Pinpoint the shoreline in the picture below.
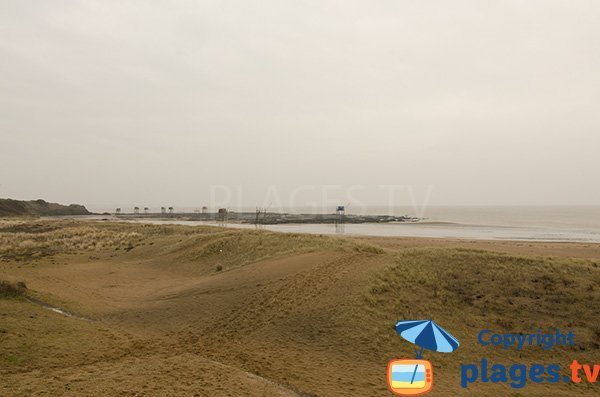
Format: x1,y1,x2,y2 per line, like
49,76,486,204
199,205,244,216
23,214,600,244
94,217,600,244
108,211,421,225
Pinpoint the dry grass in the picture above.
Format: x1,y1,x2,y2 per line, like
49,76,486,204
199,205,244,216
170,228,372,274
365,248,600,331
360,248,600,395
0,220,147,260
0,299,134,375
1,219,599,396
0,219,384,275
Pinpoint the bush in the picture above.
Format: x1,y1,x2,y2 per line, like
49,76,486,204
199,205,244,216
0,280,27,298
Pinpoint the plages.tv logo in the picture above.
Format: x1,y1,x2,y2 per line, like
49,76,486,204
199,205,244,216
387,320,460,396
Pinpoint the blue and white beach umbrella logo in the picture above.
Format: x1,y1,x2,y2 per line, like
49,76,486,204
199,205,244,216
387,320,460,396
395,320,460,357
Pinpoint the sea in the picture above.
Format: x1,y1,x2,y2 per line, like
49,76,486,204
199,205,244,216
86,205,600,243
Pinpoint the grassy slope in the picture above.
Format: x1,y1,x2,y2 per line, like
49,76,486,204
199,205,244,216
0,296,297,397
363,249,600,396
1,219,599,396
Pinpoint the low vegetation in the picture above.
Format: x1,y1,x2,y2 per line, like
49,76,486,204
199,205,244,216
366,248,600,328
1,219,598,396
0,219,383,270
360,248,600,395
0,220,146,260
0,280,27,299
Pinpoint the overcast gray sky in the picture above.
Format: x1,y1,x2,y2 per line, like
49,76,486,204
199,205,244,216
1,0,599,210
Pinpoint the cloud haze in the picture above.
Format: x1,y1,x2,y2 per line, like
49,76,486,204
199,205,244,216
1,1,599,209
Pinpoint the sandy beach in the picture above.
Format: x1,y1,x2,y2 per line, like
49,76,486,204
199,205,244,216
1,219,599,396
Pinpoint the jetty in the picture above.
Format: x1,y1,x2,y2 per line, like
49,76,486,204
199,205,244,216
114,211,419,225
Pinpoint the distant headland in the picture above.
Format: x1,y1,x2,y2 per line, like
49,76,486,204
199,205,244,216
0,198,91,217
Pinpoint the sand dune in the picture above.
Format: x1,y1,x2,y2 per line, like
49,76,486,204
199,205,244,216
1,219,599,396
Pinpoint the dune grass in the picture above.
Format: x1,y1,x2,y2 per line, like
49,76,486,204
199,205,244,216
0,298,133,375
0,219,385,274
359,248,600,395
2,219,599,396
364,248,600,347
170,228,382,274
0,220,147,260
0,220,228,260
